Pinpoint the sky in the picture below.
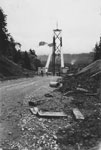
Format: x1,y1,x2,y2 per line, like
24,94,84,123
0,0,101,55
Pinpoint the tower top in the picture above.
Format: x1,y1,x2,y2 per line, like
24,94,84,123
53,28,62,32
56,21,58,29
53,22,62,32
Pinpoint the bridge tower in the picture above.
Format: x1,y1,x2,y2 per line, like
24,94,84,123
52,25,64,75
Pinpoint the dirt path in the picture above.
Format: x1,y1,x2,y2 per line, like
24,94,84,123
0,76,58,147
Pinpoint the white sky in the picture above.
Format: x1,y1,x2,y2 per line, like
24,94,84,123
0,0,101,54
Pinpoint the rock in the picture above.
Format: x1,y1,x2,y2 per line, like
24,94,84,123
49,82,60,88
53,135,57,140
28,101,36,107
22,127,24,131
37,147,42,150
8,131,12,135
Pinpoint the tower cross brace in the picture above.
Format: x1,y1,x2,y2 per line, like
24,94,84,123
52,28,64,75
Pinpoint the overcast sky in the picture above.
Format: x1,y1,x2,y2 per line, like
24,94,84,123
0,0,101,54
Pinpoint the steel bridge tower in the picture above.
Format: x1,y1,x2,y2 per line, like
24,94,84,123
52,26,64,75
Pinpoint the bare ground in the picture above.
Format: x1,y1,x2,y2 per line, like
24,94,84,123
0,76,61,150
0,75,100,150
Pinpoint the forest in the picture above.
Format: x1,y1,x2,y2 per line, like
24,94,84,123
0,7,42,79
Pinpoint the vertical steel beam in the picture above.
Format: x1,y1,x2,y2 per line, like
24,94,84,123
52,36,56,76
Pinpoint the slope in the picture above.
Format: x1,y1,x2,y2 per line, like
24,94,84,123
0,55,26,79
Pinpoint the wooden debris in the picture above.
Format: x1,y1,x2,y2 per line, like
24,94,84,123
44,93,53,97
30,107,38,115
63,88,89,96
63,91,74,96
67,73,74,76
38,110,67,117
99,81,101,100
91,71,101,77
59,83,63,88
29,99,48,107
56,77,63,83
29,98,52,107
72,108,84,120
30,107,67,117
29,101,37,106
76,87,88,93
29,100,42,106
85,93,98,96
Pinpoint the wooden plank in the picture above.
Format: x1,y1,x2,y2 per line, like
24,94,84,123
30,107,38,115
91,71,101,77
73,108,84,120
63,91,74,96
30,107,67,117
100,80,101,101
76,87,88,93
38,111,67,117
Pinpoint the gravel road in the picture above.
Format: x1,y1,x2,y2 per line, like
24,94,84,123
0,76,58,147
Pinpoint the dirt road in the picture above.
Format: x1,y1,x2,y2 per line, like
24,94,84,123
0,76,58,147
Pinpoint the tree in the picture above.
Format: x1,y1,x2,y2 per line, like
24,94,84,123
29,49,36,57
0,7,8,55
14,50,21,63
23,51,31,70
5,35,19,62
29,49,42,70
34,58,42,71
93,37,101,61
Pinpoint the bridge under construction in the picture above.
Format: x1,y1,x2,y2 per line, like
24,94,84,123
45,26,65,75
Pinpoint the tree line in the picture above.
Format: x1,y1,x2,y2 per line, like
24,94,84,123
0,7,42,71
93,37,101,61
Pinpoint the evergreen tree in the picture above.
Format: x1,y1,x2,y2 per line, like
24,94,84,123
14,50,21,63
29,49,36,57
34,58,42,71
29,49,42,70
93,37,101,61
7,36,17,60
0,7,42,72
0,7,8,55
23,51,31,70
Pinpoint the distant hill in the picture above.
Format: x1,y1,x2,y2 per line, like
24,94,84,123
0,55,30,80
38,55,48,62
63,52,93,65
38,52,94,66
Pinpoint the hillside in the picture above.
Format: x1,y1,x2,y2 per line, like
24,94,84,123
0,55,30,80
64,52,93,64
0,52,93,80
38,52,94,66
